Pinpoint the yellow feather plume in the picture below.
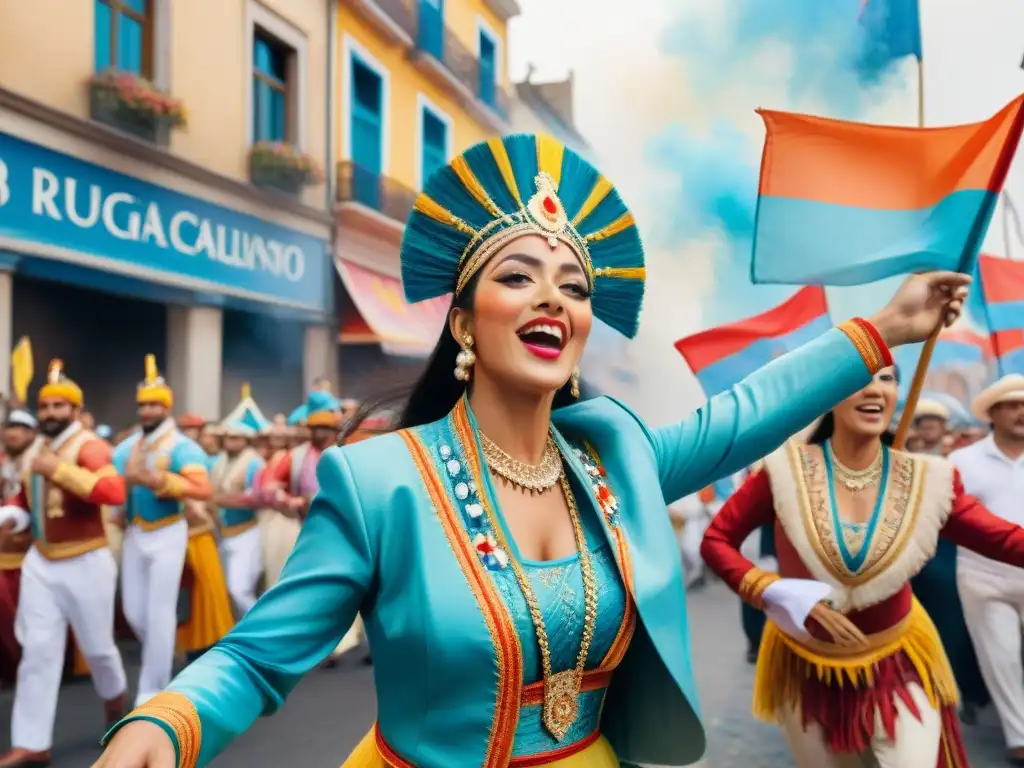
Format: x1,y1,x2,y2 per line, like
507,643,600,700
48,358,63,385
144,354,158,384
241,383,252,400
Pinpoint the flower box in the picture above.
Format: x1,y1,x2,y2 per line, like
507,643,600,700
89,69,186,146
249,142,324,196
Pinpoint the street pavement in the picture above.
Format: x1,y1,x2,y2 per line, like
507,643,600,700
0,579,1011,766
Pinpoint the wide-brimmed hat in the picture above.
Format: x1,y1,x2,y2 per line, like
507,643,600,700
914,398,950,422
971,374,1024,422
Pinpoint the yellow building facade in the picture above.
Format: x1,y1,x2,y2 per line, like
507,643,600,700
333,0,519,363
0,0,337,423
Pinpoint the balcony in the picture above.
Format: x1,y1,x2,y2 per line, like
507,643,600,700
347,0,510,132
335,161,418,247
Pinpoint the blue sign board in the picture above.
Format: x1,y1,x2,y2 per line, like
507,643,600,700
0,132,330,313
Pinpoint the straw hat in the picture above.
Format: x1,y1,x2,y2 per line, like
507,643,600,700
914,399,950,422
971,374,1024,422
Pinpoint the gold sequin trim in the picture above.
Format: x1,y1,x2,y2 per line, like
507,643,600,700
739,568,780,610
837,320,885,374
126,692,201,768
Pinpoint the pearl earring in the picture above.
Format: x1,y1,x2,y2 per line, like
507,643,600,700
454,336,476,382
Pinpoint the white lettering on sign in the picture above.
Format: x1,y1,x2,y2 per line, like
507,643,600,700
20,166,306,282
0,159,10,208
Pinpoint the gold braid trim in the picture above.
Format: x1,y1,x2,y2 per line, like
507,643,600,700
594,266,646,281
128,692,201,768
585,211,636,242
738,568,781,610
752,599,958,724
837,320,885,374
412,194,478,237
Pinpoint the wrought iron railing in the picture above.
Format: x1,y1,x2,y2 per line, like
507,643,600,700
336,161,418,223
367,0,509,117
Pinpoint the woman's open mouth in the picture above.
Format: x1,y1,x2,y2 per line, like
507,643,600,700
855,403,885,421
516,318,567,360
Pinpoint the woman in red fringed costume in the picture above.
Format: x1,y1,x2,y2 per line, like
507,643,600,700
701,364,1024,768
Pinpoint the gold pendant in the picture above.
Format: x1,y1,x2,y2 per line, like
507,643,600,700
542,669,581,741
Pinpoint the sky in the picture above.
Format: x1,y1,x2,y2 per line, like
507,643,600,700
508,0,1024,425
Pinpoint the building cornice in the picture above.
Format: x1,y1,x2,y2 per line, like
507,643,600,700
0,86,333,228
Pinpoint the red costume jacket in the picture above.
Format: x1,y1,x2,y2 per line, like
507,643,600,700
9,428,126,561
702,442,1024,643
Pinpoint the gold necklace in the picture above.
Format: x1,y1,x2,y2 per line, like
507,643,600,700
481,470,597,741
828,443,883,493
480,432,563,493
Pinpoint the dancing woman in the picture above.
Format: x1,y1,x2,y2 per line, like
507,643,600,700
96,134,965,768
701,364,1024,767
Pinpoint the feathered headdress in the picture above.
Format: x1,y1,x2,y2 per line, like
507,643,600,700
136,354,173,408
401,133,646,338
38,359,83,407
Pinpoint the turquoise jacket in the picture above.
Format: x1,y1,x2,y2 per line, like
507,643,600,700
113,422,209,527
107,327,883,767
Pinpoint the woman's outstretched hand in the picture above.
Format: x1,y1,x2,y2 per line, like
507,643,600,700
868,271,972,348
90,721,176,768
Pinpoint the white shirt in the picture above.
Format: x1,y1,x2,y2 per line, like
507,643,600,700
949,435,1024,578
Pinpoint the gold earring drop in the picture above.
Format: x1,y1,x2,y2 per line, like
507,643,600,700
454,335,476,382
570,367,580,398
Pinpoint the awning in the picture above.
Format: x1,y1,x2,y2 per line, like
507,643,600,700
335,258,449,357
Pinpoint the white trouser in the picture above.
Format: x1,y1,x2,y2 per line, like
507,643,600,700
121,520,188,707
260,512,301,588
958,562,1024,748
219,525,263,616
779,683,941,767
680,510,709,586
12,546,126,751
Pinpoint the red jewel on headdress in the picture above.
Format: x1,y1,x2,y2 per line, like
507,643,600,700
542,196,558,216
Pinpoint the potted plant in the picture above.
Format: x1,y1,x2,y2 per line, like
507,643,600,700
249,141,324,195
89,69,187,146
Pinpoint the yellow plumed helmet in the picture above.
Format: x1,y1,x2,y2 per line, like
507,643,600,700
136,354,173,408
38,358,84,407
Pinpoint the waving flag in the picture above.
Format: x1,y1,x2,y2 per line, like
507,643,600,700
858,0,922,63
995,331,1024,374
674,286,830,397
752,95,1024,286
978,254,1024,332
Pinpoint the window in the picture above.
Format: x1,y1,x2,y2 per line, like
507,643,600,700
420,105,449,187
351,56,385,208
252,31,291,143
94,0,153,76
418,0,444,60
478,30,496,106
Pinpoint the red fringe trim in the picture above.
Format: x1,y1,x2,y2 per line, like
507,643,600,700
798,650,967,766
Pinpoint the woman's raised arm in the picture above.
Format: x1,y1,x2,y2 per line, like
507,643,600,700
652,319,891,504
100,447,375,767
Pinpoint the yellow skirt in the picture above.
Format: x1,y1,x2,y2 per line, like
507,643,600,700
176,531,235,653
342,726,618,767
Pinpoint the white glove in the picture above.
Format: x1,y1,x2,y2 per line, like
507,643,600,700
762,578,833,640
0,505,31,534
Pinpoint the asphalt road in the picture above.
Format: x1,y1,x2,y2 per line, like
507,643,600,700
0,580,1011,767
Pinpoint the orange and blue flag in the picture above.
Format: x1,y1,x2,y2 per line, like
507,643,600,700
752,95,1024,286
674,286,830,397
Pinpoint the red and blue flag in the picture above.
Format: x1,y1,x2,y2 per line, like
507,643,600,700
674,286,830,397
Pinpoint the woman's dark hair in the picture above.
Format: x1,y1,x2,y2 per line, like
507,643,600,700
340,271,577,443
806,362,901,448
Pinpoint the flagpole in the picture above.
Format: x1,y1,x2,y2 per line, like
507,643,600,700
894,55,932,449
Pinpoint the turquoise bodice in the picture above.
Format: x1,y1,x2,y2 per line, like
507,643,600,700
105,327,884,768
498,499,627,756
113,425,207,526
